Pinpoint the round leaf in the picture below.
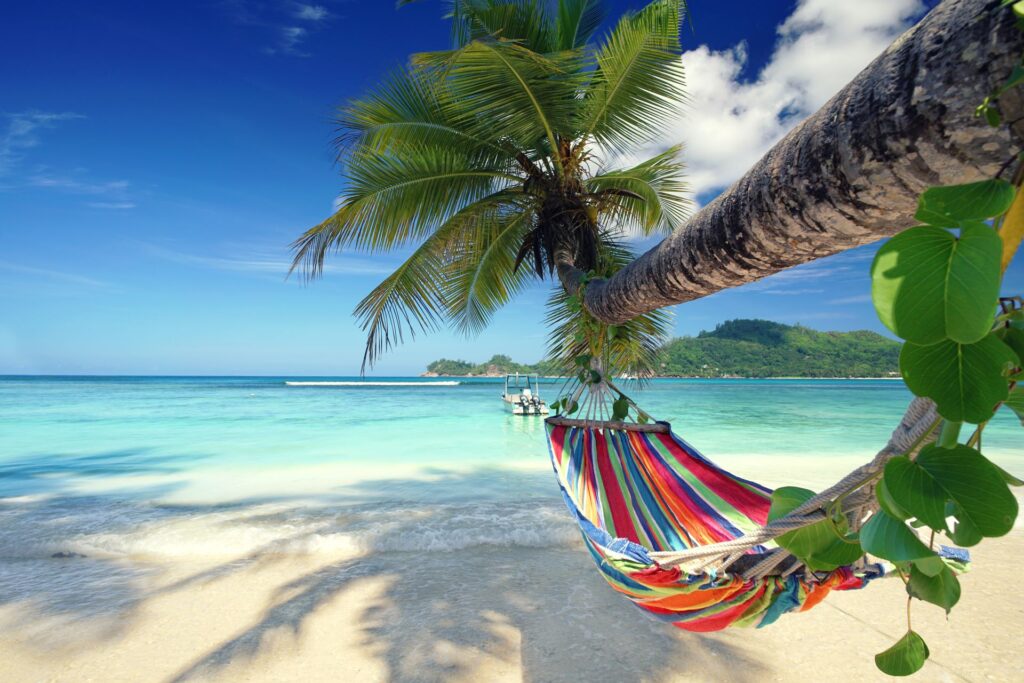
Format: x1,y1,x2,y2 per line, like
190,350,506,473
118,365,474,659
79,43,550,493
871,224,1002,344
914,445,1018,538
768,487,864,571
914,179,1016,227
900,334,1019,423
875,630,929,677
907,565,961,614
876,479,911,521
884,456,947,530
859,510,933,562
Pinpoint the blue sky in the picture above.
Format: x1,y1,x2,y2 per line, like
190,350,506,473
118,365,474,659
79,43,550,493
1,0,1019,375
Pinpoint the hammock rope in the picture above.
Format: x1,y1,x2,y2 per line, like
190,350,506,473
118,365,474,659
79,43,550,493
545,373,960,631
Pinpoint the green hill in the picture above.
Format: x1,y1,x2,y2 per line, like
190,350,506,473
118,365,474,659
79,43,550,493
424,320,901,378
657,320,900,378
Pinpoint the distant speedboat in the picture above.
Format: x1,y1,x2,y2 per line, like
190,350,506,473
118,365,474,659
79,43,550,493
500,373,549,415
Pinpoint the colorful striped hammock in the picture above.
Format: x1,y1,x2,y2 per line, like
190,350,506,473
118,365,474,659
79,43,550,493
545,418,886,631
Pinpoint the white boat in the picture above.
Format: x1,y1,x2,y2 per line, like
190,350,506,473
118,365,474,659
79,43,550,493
500,373,549,415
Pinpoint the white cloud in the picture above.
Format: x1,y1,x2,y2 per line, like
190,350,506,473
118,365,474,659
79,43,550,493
87,201,137,210
628,0,926,202
0,112,83,174
295,4,329,22
0,260,110,289
829,294,873,305
28,176,130,195
269,26,308,56
145,244,393,278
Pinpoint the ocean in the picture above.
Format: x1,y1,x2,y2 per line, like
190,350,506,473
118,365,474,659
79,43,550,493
0,375,1020,571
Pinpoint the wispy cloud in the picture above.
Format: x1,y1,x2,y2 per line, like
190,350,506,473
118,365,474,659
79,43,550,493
829,294,872,305
144,243,392,277
222,0,333,57
0,111,83,175
0,112,138,208
266,26,309,56
0,260,111,289
86,201,137,210
757,288,826,296
294,4,329,22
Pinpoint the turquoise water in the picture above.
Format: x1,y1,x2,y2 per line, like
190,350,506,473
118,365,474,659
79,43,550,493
0,376,1020,560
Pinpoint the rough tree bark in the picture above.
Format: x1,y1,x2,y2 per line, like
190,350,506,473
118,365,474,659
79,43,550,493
560,0,1024,324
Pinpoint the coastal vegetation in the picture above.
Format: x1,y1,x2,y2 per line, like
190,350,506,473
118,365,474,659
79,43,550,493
425,319,901,378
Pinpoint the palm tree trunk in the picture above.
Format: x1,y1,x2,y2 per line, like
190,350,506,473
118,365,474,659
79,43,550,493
560,0,1024,324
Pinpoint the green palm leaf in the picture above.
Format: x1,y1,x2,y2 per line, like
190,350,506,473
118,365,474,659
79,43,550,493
556,0,607,50
354,193,520,370
445,201,538,333
587,145,690,234
416,41,588,163
337,67,514,163
291,146,523,277
545,236,672,378
583,0,686,153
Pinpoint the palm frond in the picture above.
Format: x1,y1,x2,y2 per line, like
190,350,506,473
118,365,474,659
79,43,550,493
291,147,523,278
545,234,672,380
401,0,557,51
444,201,537,333
555,0,607,50
587,144,690,234
582,0,687,153
415,41,588,160
353,192,522,370
336,67,514,165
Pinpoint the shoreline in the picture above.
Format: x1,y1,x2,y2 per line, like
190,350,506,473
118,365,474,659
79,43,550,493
1,458,1020,681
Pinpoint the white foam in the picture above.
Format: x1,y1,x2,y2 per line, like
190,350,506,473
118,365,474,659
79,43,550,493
0,500,581,561
284,381,461,387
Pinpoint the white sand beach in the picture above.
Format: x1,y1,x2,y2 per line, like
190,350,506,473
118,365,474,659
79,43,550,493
1,462,1020,683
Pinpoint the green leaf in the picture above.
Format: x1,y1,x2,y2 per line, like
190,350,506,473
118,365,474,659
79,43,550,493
907,565,961,614
884,456,947,530
589,369,602,384
911,555,947,577
859,510,934,562
913,445,1018,537
900,334,1019,423
876,479,912,521
1003,387,1024,425
611,397,629,421
872,224,1003,345
1015,0,1024,18
565,400,579,415
875,630,929,677
946,502,983,547
574,354,593,367
915,179,1016,227
768,487,863,571
999,325,1024,360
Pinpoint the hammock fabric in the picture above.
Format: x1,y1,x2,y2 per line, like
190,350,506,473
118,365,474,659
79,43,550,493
545,420,885,632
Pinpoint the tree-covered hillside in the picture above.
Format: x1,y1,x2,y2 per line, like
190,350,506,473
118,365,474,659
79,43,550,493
657,320,900,377
424,320,901,378
424,354,560,377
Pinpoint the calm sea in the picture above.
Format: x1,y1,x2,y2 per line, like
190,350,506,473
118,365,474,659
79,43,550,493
0,376,1019,563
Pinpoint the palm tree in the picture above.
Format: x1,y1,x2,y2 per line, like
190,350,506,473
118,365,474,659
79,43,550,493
291,0,690,374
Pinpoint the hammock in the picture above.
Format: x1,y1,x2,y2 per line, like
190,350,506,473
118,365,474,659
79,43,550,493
544,395,967,632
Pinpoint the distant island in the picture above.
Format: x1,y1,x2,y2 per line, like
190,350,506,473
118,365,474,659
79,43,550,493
422,319,901,379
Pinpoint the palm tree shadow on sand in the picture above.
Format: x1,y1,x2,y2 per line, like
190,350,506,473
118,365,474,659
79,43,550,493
1,462,769,682
158,468,768,683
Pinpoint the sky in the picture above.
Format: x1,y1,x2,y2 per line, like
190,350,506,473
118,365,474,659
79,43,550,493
1,0,1020,376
